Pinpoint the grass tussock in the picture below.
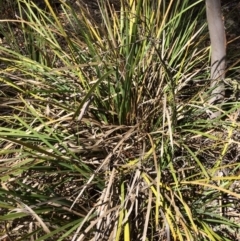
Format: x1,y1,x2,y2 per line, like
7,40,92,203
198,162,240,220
0,0,240,240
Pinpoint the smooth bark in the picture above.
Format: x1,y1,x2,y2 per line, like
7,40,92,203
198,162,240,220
206,0,226,118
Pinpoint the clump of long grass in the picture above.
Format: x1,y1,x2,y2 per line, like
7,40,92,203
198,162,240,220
0,0,240,240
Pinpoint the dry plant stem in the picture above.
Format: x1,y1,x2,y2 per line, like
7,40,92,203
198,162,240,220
206,0,226,119
70,125,138,209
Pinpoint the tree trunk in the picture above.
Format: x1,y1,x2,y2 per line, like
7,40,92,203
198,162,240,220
206,0,226,119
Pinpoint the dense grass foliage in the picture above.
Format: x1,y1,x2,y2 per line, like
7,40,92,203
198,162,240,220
0,0,239,240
